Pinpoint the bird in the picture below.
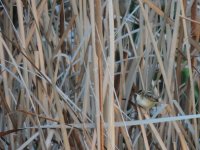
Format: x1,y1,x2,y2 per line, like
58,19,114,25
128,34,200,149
134,90,159,110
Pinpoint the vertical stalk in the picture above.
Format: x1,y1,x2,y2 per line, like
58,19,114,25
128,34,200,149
89,0,100,149
95,0,104,149
108,0,115,149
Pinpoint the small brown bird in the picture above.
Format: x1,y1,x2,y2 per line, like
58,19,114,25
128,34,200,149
134,90,159,110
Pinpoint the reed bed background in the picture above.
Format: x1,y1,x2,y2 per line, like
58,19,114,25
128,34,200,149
0,0,200,149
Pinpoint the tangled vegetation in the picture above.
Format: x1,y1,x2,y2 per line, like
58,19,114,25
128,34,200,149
0,0,200,149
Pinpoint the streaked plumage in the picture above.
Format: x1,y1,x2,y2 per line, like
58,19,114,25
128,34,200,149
135,90,159,110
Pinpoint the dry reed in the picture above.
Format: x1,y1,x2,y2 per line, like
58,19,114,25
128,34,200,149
0,0,199,149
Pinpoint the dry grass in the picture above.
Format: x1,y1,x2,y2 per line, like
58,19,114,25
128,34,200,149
0,0,200,149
